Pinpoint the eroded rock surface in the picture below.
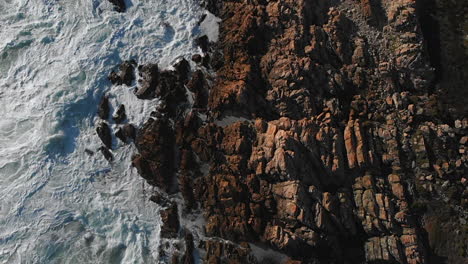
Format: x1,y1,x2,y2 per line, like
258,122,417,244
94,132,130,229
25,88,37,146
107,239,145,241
127,0,467,263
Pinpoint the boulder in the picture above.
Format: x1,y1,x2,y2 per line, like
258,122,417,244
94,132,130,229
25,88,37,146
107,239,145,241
108,0,126,13
97,95,110,120
96,122,112,149
112,104,126,124
160,203,180,238
108,60,135,85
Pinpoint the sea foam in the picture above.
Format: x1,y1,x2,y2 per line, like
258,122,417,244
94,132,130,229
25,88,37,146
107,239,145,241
0,1,212,263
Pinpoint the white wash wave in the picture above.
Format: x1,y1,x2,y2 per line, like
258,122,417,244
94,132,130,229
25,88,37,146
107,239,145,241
0,1,217,263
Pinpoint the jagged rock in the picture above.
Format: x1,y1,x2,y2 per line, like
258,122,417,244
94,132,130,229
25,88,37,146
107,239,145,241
174,58,191,83
126,0,468,263
96,122,112,149
97,95,110,120
203,240,255,264
98,146,113,162
108,60,135,85
186,70,208,108
160,202,180,238
195,35,209,52
108,0,126,13
182,231,195,264
112,104,126,124
115,123,136,143
132,117,175,192
135,64,159,99
191,54,202,63
122,124,136,141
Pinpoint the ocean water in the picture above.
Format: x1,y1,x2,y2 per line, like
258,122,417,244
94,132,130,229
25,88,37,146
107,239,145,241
0,1,210,263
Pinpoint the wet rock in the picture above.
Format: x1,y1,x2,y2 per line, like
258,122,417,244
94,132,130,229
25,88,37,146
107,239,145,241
115,124,136,143
182,231,195,264
160,202,180,238
174,58,191,83
97,95,110,120
203,240,254,264
195,35,209,52
135,64,159,99
115,124,135,143
122,124,136,141
112,104,126,124
128,0,468,263
149,192,169,206
132,117,175,192
108,0,126,13
191,54,202,63
98,146,113,162
186,70,208,108
108,60,135,85
96,122,112,149
115,128,126,143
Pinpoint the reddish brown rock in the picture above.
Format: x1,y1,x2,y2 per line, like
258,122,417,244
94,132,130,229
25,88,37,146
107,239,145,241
132,117,175,193
125,0,468,263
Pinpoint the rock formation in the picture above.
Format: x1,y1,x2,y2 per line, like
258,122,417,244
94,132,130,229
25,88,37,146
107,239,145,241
100,0,468,263
107,0,126,13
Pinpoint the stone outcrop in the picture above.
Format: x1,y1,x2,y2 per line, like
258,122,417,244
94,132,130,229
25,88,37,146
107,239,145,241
112,104,126,124
108,60,135,85
107,0,126,13
109,0,468,263
132,116,176,193
97,95,110,120
160,202,180,238
96,122,112,149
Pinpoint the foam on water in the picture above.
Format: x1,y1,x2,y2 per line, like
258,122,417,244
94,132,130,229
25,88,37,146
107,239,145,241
0,1,211,263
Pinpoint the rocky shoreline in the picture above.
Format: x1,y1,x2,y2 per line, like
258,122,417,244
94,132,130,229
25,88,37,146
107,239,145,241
98,0,467,263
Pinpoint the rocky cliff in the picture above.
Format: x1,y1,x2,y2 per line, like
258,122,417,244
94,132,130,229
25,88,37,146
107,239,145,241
99,0,468,263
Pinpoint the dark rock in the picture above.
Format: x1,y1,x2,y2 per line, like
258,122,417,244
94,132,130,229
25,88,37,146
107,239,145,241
122,124,136,141
174,58,191,83
132,117,175,192
135,64,159,99
108,0,126,13
97,95,110,120
191,54,202,63
96,122,112,149
202,55,210,68
186,70,208,108
85,149,94,156
108,60,136,85
115,123,135,144
195,35,209,52
112,104,126,124
115,128,126,143
182,231,195,264
121,125,135,141
98,146,113,162
149,192,169,206
198,14,207,25
160,203,180,238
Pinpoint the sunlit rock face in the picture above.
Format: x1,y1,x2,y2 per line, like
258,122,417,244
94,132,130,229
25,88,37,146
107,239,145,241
118,0,467,263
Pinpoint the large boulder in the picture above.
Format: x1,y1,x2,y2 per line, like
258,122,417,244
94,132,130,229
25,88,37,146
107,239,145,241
96,122,112,149
108,60,136,85
107,0,126,13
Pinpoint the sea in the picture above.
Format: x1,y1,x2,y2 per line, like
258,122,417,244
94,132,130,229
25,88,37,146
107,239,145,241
0,0,215,263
